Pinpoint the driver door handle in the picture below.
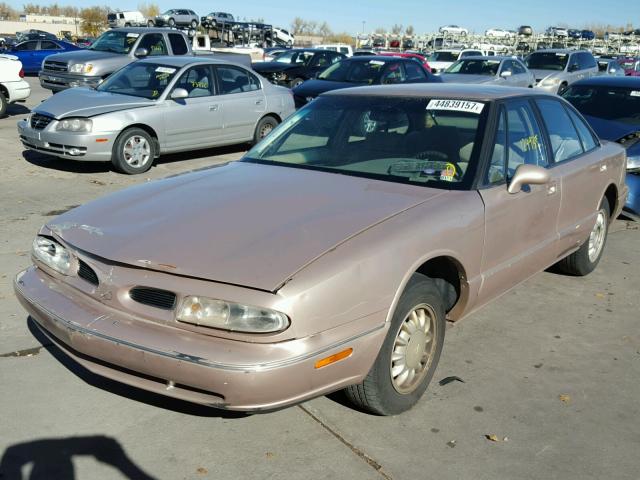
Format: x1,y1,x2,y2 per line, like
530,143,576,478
209,104,219,111
547,182,557,195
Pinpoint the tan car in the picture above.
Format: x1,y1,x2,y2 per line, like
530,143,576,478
15,84,628,415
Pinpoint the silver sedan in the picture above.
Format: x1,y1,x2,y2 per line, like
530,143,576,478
17,57,295,174
440,56,535,88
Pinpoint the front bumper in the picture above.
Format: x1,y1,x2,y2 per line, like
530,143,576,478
17,119,117,161
39,71,102,92
533,82,561,94
14,267,386,410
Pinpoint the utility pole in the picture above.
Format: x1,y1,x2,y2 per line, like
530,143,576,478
362,20,366,34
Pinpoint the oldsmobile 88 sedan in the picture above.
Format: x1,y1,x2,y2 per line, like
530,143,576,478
15,84,628,415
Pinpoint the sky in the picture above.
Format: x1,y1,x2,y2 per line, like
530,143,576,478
7,0,639,33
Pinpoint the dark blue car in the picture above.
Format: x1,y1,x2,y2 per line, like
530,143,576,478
292,56,441,109
7,39,80,74
562,76,640,217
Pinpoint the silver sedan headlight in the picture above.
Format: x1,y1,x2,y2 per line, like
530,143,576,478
540,77,560,87
69,63,94,74
177,296,289,333
627,155,640,172
32,236,72,275
56,118,92,133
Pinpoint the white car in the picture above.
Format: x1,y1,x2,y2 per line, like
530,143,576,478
485,28,513,38
315,44,353,57
273,28,295,46
439,25,469,36
428,48,484,74
0,54,30,117
107,10,148,28
546,27,569,38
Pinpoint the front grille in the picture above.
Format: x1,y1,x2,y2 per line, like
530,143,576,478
77,259,99,286
129,287,177,310
43,60,68,72
30,113,54,130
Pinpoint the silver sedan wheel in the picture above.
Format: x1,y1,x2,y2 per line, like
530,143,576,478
588,209,607,262
122,135,151,168
259,123,274,138
390,303,437,394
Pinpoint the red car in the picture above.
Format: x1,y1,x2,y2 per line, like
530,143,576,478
617,57,640,76
379,52,432,73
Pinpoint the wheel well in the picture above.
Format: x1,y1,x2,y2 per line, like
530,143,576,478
263,113,282,123
121,124,160,157
604,183,618,222
0,84,8,99
415,256,464,313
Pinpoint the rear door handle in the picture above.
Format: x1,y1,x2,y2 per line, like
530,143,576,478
600,164,607,172
209,104,219,111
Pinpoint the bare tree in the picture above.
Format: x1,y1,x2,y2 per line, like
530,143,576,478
138,2,159,18
0,2,19,20
391,24,403,35
374,26,386,34
291,17,306,35
318,21,332,39
80,5,108,36
405,25,414,36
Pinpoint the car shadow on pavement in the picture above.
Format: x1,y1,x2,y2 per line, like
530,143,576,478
27,318,248,419
21,143,247,174
0,435,156,480
5,103,30,116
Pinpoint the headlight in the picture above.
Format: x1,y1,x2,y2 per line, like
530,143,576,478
69,63,93,74
56,118,92,132
541,77,560,86
177,296,289,333
275,72,288,81
627,155,640,172
32,236,72,275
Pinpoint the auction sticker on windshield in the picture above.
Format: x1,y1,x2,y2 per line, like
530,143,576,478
630,91,640,97
427,99,484,114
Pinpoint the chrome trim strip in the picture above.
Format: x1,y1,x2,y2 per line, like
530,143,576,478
15,272,385,372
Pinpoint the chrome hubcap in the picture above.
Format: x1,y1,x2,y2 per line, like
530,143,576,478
588,209,606,262
260,123,274,138
390,304,437,394
123,135,151,168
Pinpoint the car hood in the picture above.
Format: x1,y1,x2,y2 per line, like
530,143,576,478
44,49,122,64
253,62,298,73
47,162,444,291
440,74,496,84
34,87,155,119
584,114,640,155
293,79,360,97
530,69,564,81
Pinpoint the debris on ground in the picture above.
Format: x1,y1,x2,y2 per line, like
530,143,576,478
559,394,571,404
439,376,465,386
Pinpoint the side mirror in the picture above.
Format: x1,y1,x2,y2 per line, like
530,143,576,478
500,70,512,78
507,164,550,194
134,47,149,58
170,88,189,100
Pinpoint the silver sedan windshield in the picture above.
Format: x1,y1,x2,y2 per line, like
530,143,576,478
97,63,179,99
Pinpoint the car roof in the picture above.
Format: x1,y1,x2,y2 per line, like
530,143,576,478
323,83,550,101
455,56,517,61
343,56,414,63
572,76,640,88
111,27,181,34
529,49,582,54
137,56,236,68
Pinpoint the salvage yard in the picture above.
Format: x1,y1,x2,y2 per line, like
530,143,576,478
1,77,639,480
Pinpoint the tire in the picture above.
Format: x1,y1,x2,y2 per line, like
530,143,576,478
111,128,155,174
345,273,446,415
168,18,175,27
253,116,279,144
190,20,197,28
0,92,7,118
147,20,154,27
290,77,305,88
124,22,131,27
555,197,610,276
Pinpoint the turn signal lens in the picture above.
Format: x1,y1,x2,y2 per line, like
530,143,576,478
314,348,353,369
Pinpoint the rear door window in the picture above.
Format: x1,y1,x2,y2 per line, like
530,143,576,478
40,41,60,50
216,65,261,94
16,41,37,51
404,61,427,80
174,65,214,97
505,99,549,172
535,98,584,162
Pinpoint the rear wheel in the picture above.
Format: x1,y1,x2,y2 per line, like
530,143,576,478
147,20,154,27
111,128,155,174
555,197,610,276
345,273,446,415
0,92,7,118
124,22,131,27
190,20,197,28
253,116,279,144
558,82,569,95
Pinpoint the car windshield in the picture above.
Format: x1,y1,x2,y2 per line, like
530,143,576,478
97,62,179,99
429,51,459,62
244,95,487,189
89,31,138,54
318,59,388,83
562,85,640,126
274,50,314,65
525,52,568,71
161,10,173,15
445,59,501,75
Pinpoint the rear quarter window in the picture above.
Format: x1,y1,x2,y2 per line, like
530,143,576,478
168,33,188,55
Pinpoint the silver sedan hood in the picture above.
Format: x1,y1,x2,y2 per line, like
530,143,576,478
440,74,496,84
34,88,155,119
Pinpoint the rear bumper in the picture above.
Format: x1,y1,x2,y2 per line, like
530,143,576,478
4,79,31,103
39,71,102,91
17,118,117,161
14,267,386,410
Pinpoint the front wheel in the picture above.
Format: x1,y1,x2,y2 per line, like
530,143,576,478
0,93,7,117
555,197,610,276
557,82,569,95
111,128,155,174
168,18,176,27
147,20,154,27
190,20,197,28
344,273,446,415
253,116,279,144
